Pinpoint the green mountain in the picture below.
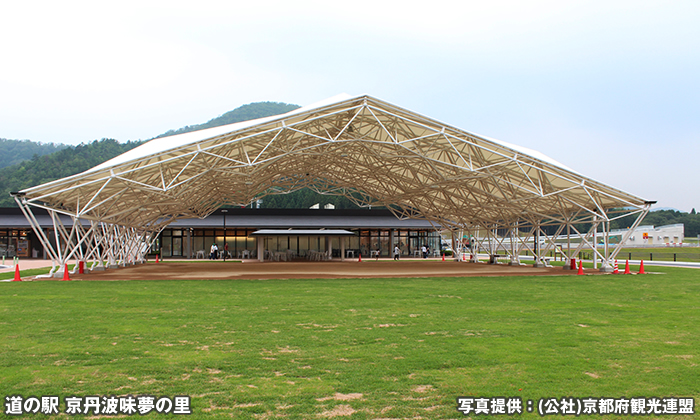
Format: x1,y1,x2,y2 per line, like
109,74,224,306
0,101,301,207
155,102,300,138
0,138,68,169
261,189,363,210
0,139,144,207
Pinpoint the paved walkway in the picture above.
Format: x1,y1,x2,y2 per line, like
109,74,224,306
0,259,54,273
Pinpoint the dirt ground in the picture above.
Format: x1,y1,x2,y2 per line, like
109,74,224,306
66,260,577,281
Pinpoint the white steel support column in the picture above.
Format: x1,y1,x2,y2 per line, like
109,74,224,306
450,229,462,261
14,195,60,275
533,222,545,268
593,216,597,270
598,219,613,272
608,205,651,262
564,220,572,270
509,222,521,266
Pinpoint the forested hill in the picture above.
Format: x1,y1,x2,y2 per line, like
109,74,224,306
155,102,300,138
0,101,301,207
0,139,144,207
637,209,700,238
0,138,68,169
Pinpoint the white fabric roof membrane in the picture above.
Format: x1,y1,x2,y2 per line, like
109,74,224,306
20,93,648,232
90,93,576,176
89,93,356,173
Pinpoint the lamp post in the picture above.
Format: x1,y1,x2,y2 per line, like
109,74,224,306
222,209,228,262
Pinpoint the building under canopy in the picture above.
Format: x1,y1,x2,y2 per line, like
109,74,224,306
12,94,653,274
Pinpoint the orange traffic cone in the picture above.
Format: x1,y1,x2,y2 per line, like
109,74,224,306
13,264,21,281
624,260,631,274
358,253,362,262
577,260,584,275
613,260,619,274
62,264,70,281
462,253,466,261
155,255,159,263
639,260,645,274
442,253,445,262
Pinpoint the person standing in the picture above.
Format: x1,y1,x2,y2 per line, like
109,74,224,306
210,243,218,260
421,245,427,259
394,245,400,261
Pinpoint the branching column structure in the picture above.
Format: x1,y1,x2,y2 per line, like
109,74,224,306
14,194,159,277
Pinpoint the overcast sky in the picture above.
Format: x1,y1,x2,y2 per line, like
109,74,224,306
1,0,698,211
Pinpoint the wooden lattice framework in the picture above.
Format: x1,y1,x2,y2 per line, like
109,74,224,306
13,94,652,274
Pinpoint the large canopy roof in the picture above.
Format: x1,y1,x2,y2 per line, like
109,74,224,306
19,94,648,231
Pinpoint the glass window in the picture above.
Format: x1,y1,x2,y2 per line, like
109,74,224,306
193,237,204,254
359,235,371,257
348,235,359,252
235,236,247,254
380,235,390,256
295,236,306,256
161,237,172,257
172,237,182,256
246,237,255,252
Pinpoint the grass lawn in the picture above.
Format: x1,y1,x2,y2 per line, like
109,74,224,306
1,268,698,419
616,247,700,263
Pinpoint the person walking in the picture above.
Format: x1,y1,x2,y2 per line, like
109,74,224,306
394,245,400,261
210,243,218,260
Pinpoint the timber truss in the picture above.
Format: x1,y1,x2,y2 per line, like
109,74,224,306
15,94,652,273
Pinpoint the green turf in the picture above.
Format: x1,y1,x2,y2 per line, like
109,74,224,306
1,268,698,419
615,247,700,263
